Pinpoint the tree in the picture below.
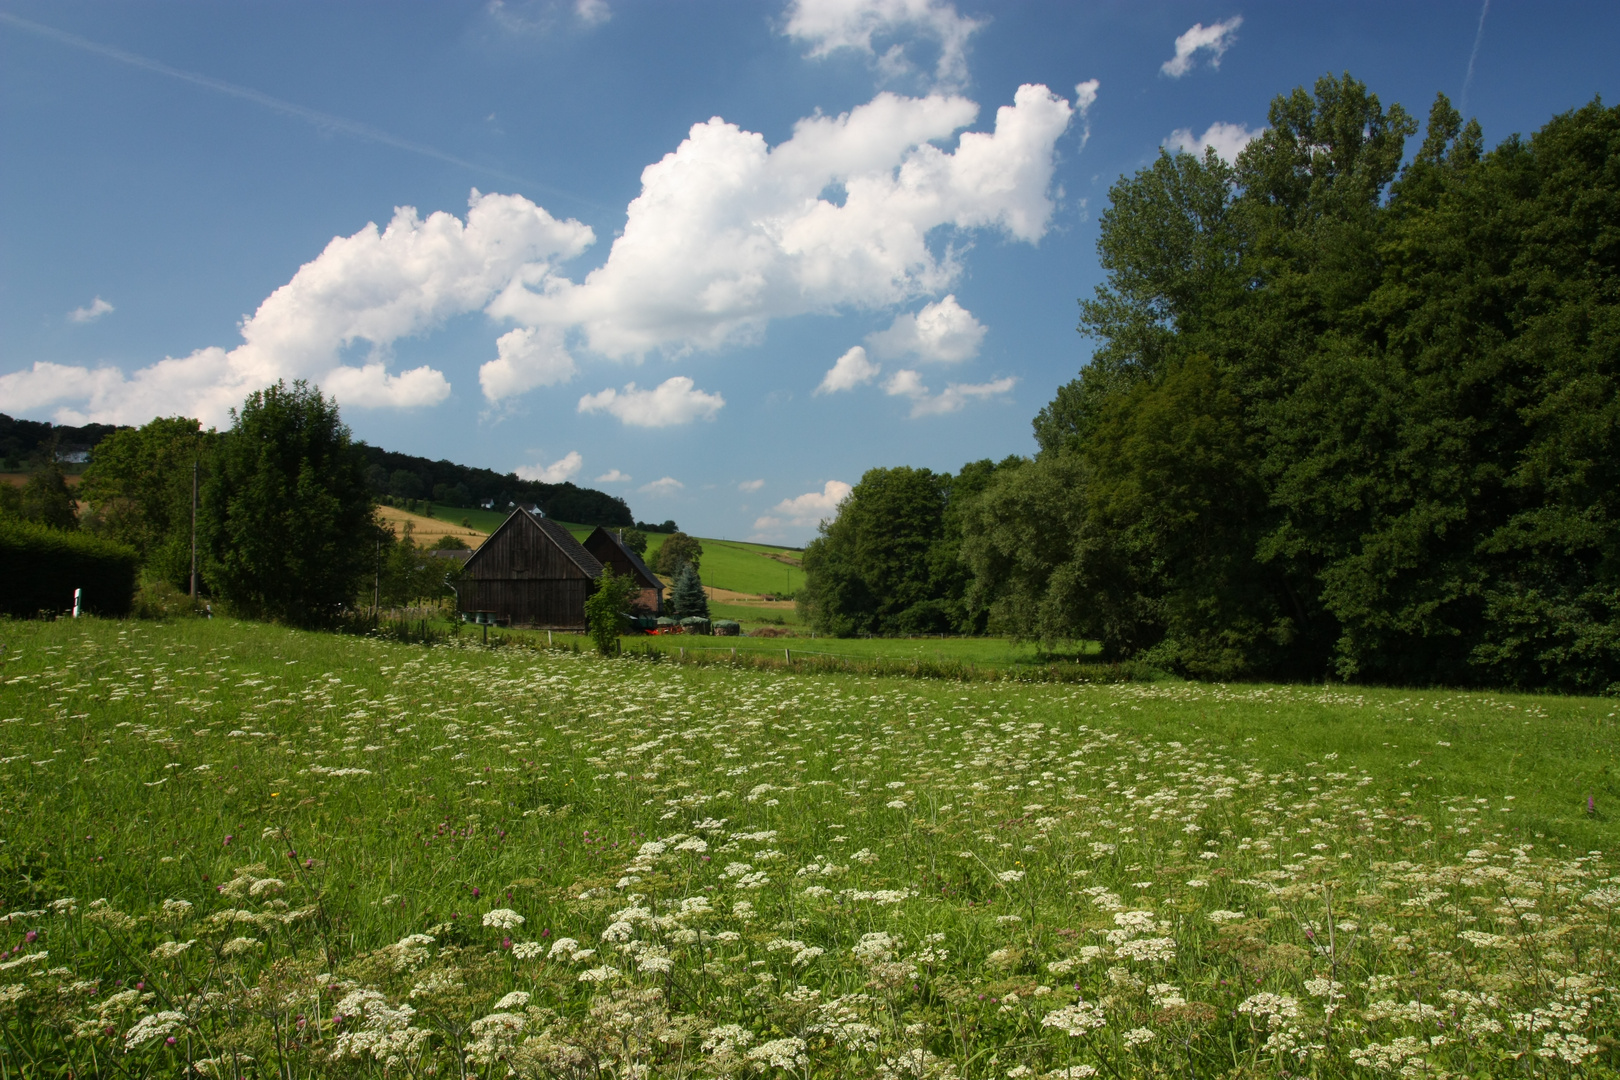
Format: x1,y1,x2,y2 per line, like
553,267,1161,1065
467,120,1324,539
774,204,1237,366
654,531,703,575
16,459,79,531
799,466,945,636
979,74,1620,690
586,569,636,654
201,381,376,626
621,529,648,558
79,416,210,588
670,562,709,619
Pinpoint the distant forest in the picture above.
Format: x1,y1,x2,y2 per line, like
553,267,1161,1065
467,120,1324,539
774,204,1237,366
355,445,631,526
0,413,633,527
0,415,118,468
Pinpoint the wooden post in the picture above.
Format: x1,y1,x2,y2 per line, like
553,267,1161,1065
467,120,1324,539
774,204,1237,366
784,648,791,662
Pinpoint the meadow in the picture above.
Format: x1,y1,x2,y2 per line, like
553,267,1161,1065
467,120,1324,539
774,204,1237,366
1,617,1617,1079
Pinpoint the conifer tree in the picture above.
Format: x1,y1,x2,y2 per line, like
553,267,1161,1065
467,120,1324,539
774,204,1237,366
671,562,709,619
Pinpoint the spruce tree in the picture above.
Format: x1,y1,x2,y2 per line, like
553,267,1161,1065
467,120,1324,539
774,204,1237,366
672,562,709,619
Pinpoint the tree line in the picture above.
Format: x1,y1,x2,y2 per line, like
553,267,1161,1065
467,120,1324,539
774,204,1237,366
801,74,1620,694
4,384,471,623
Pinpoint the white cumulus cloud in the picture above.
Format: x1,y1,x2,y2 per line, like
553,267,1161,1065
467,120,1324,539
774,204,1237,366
639,476,684,495
68,296,114,323
866,293,984,363
1166,121,1262,163
577,376,725,427
595,469,631,483
783,0,986,89
489,83,1074,362
8,84,1080,424
753,479,852,531
479,326,578,401
515,450,583,483
12,189,591,425
738,478,766,492
883,367,1014,416
1161,17,1242,78
816,345,882,394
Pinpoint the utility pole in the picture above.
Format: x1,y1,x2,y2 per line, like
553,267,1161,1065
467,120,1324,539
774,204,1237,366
189,458,199,598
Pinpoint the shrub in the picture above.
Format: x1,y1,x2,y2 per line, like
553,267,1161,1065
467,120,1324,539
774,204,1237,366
131,577,204,620
0,518,137,617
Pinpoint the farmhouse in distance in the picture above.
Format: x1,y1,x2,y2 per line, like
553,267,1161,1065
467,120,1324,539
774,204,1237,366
455,509,604,630
454,510,664,629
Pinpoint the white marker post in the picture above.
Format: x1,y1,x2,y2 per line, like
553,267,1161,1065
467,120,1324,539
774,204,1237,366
72,588,82,618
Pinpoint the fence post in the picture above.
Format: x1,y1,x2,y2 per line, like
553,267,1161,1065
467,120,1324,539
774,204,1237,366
679,647,685,661
72,589,82,618
548,630,553,646
731,647,737,660
785,648,791,662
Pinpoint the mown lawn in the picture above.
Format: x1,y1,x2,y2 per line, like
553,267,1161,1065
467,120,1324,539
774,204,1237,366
1,617,1616,1078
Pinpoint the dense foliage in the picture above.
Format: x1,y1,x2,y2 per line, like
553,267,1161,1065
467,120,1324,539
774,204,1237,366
0,413,119,471
797,460,1016,637
653,531,704,575
804,74,1619,691
79,417,212,590
0,517,137,617
201,381,377,626
0,460,80,532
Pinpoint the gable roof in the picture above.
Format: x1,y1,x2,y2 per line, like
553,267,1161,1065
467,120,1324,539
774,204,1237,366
465,508,603,578
584,527,662,591
529,511,603,577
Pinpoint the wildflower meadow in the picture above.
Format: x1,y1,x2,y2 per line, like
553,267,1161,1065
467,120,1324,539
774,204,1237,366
1,617,1616,1078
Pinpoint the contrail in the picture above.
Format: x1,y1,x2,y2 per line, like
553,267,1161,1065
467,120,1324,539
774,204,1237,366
0,10,605,211
1460,0,1490,116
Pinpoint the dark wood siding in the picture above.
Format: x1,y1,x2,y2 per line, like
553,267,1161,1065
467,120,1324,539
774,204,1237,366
460,512,599,628
459,578,592,628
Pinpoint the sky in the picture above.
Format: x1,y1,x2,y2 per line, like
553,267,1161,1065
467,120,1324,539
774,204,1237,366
2,1,1617,543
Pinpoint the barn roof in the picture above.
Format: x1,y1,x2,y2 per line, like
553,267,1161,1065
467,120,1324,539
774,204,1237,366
528,512,603,577
584,527,662,590
465,508,603,578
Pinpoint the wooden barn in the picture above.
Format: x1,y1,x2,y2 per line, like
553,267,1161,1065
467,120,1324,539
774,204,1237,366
454,509,603,629
582,527,664,614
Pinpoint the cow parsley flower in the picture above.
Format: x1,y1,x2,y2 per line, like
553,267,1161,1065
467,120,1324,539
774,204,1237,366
481,908,524,930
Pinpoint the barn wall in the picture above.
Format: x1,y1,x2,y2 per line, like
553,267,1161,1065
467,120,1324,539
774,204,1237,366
460,578,591,628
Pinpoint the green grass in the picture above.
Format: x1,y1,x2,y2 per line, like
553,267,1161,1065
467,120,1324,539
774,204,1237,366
704,600,804,628
2,617,1617,1078
624,633,1093,668
645,535,805,596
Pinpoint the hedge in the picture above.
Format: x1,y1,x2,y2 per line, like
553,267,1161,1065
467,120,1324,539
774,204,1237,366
0,518,138,618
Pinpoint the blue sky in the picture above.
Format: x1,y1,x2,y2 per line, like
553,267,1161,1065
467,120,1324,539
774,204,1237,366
2,1,1616,542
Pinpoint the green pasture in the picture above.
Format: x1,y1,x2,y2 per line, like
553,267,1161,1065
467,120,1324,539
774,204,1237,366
623,633,1092,669
1,617,1616,1078
704,600,803,627
644,535,805,596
